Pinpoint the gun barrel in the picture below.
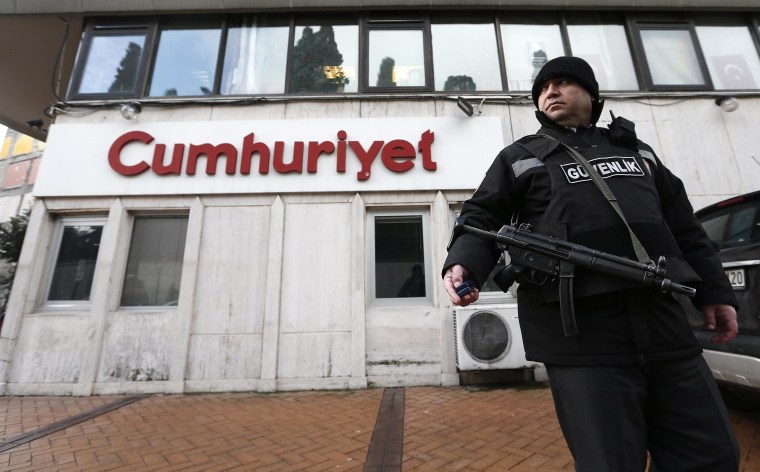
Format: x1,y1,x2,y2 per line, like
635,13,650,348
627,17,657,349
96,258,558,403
458,221,696,298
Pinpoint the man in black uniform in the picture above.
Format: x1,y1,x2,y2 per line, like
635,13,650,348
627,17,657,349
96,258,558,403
443,56,740,471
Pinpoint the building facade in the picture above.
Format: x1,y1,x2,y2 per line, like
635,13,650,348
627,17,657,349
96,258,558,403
0,1,759,395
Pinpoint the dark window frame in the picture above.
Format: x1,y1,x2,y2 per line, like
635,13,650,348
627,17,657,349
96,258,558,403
68,18,158,100
629,18,713,91
67,11,760,101
361,16,433,93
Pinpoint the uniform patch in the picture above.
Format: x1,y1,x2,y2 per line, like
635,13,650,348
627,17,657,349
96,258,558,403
560,156,644,184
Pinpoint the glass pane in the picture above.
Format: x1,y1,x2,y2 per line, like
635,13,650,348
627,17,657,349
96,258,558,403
375,216,426,298
149,26,221,97
221,17,289,95
368,29,425,87
640,29,705,86
48,225,103,301
77,34,147,94
290,24,358,93
567,24,638,90
501,23,564,91
697,26,760,89
121,216,188,306
432,23,502,91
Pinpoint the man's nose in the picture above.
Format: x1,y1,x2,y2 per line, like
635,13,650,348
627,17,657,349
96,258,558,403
546,82,560,96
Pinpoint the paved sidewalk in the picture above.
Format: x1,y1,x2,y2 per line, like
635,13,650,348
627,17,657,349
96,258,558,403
0,384,757,471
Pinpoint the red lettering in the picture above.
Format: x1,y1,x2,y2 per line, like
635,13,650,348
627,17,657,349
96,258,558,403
382,140,415,173
108,131,152,176
336,130,347,173
306,141,336,173
186,143,238,175
349,141,383,181
152,144,183,175
273,141,303,173
240,133,270,175
419,130,436,171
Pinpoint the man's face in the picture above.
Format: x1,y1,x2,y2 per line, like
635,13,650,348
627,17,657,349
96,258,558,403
537,77,594,127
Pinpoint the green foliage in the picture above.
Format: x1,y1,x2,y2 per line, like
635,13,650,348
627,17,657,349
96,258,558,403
0,208,30,320
290,26,349,93
109,42,143,93
443,75,477,92
377,57,396,87
0,210,29,263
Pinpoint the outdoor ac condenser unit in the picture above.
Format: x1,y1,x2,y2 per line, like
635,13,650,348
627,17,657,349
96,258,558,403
454,303,530,370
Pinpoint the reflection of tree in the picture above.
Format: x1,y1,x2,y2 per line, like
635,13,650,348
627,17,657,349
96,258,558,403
163,88,178,96
290,26,349,93
531,49,548,80
108,42,142,93
444,75,477,91
377,57,395,87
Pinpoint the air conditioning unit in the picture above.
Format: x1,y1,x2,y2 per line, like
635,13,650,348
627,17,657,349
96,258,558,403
454,303,531,370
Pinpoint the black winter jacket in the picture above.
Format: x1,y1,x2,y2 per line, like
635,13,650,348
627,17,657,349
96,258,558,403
443,115,737,365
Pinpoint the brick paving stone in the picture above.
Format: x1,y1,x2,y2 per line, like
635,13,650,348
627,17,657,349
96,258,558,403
0,385,756,471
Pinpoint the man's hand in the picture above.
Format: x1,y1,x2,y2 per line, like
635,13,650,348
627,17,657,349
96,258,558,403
443,264,479,307
703,304,738,344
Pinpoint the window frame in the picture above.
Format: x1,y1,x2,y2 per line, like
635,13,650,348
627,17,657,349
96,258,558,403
118,213,189,309
144,16,226,98
629,18,713,91
366,208,433,306
68,19,158,100
361,16,434,93
39,215,108,310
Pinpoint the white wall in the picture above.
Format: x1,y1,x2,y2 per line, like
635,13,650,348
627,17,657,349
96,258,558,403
0,96,756,395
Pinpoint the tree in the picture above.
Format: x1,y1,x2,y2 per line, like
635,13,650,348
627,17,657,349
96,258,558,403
377,57,396,87
290,26,349,93
109,42,142,93
0,208,30,322
443,75,477,92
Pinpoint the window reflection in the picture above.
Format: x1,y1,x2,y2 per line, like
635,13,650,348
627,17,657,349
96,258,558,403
501,23,564,90
432,24,502,91
121,216,188,307
567,23,638,90
290,24,358,93
221,16,289,95
48,225,103,301
697,26,760,90
640,29,706,86
78,34,146,95
368,29,425,87
375,216,426,298
149,26,221,97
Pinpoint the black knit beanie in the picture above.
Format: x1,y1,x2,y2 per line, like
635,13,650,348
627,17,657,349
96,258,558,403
531,56,600,108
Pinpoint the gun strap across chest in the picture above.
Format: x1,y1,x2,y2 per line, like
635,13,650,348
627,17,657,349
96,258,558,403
535,133,653,265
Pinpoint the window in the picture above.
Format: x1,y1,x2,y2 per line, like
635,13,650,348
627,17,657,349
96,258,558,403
221,16,290,95
365,20,430,90
634,22,710,89
121,216,188,307
696,22,760,90
566,19,639,90
68,23,154,99
68,12,760,98
369,212,431,301
500,18,565,91
431,22,502,92
148,20,223,97
43,217,106,307
289,20,359,93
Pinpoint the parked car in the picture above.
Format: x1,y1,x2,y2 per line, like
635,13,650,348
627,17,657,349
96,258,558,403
682,190,760,409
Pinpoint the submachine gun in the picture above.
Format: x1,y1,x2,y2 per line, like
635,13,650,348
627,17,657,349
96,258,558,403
451,218,696,336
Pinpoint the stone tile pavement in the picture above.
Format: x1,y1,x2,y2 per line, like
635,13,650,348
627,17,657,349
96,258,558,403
0,384,758,471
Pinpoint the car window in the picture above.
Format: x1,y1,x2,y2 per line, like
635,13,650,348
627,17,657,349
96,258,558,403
699,199,760,249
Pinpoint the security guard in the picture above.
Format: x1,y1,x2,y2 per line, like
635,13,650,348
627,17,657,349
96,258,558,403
443,56,740,471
